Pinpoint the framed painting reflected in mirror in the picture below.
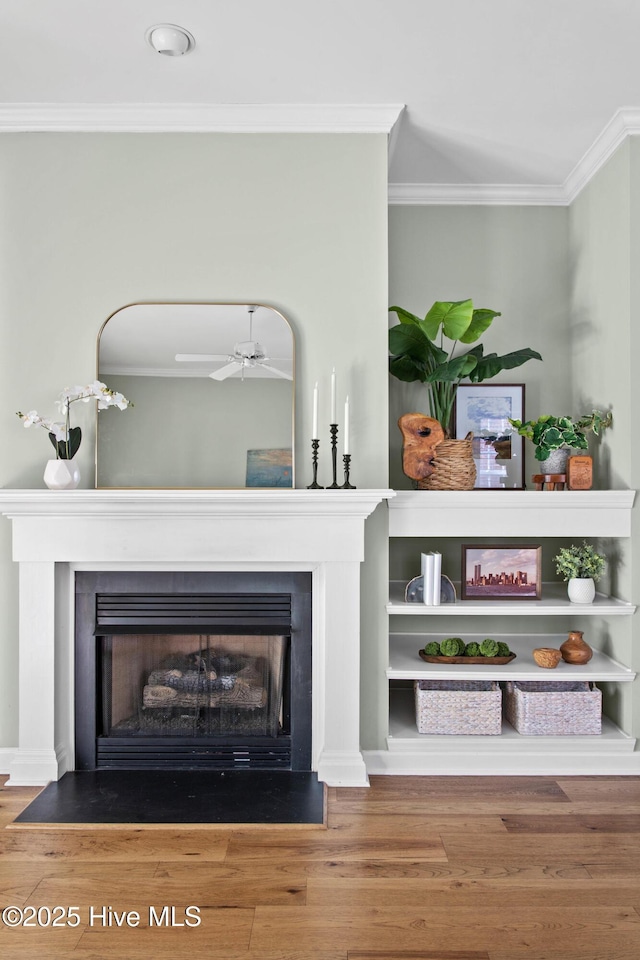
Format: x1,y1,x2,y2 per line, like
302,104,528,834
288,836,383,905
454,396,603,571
455,383,525,489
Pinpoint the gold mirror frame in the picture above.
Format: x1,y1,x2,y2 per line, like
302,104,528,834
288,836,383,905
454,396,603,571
95,302,295,489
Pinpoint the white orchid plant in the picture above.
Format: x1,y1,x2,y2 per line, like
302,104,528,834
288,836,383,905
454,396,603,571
17,381,131,460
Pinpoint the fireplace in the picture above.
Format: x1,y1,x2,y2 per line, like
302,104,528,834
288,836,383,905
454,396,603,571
0,488,392,787
75,571,312,771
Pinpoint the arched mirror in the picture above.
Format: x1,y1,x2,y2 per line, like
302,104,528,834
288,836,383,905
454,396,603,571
96,303,295,488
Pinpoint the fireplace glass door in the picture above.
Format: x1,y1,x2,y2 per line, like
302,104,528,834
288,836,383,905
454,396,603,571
103,633,287,740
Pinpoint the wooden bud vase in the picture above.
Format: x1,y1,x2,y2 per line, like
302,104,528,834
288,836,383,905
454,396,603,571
560,630,593,664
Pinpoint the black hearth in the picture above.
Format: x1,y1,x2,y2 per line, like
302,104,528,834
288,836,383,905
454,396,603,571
75,572,312,772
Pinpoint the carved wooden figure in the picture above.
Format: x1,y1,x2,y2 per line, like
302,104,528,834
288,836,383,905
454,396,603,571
398,413,445,480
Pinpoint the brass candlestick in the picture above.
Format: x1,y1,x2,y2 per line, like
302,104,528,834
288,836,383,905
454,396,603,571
341,453,356,489
306,438,324,489
328,424,340,488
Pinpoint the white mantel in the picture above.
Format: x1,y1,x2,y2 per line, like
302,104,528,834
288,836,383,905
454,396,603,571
0,489,393,787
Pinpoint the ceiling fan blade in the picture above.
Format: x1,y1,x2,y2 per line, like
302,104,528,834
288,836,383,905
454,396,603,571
259,363,293,380
175,353,230,362
209,361,242,381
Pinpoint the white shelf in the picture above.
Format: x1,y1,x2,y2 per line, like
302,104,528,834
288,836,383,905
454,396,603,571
387,580,636,616
387,688,636,755
387,632,636,682
388,489,635,538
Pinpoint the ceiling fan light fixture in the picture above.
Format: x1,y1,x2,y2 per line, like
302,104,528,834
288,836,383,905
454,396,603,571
145,23,195,57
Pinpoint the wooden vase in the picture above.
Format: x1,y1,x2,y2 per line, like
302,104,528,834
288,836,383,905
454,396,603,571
560,630,593,664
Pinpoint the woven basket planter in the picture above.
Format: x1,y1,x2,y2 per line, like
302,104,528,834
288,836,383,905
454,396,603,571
417,436,477,490
414,679,502,735
504,680,602,735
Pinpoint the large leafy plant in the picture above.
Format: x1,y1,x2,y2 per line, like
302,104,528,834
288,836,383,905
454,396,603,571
389,299,542,436
509,410,612,461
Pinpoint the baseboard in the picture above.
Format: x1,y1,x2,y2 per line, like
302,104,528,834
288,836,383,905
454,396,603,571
363,749,640,776
0,747,17,775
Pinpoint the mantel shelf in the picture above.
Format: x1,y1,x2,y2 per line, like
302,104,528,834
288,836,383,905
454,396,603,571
387,581,636,616
388,489,635,538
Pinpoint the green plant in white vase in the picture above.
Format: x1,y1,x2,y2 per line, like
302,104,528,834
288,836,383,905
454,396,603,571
553,541,606,604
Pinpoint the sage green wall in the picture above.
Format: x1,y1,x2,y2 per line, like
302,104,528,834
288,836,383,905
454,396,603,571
388,205,571,489
0,132,390,749
568,139,638,738
98,375,293,488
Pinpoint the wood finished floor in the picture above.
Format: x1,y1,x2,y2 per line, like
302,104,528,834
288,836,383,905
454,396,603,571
1,774,640,960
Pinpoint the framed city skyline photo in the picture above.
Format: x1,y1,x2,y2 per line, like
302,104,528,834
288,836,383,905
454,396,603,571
455,383,525,489
461,544,542,601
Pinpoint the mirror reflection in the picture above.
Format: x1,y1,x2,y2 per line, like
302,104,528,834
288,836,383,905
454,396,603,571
96,303,295,488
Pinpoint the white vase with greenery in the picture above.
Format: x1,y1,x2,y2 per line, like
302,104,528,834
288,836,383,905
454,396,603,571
553,541,606,604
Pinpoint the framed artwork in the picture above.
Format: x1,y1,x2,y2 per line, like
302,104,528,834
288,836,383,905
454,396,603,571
455,383,525,489
246,448,293,487
461,544,542,601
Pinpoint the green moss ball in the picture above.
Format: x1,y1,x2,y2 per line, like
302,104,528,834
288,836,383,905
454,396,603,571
464,641,481,657
440,637,464,657
496,641,512,657
479,638,500,657
423,641,441,656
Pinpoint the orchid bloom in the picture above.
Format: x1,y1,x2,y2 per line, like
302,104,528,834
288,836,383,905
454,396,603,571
17,381,131,459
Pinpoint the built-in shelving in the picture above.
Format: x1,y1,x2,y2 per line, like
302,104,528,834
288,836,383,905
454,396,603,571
386,689,635,755
387,581,636,617
388,632,636,682
373,487,640,776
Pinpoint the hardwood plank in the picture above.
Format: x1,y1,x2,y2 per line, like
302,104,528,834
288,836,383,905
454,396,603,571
556,779,640,803
249,905,640,954
585,861,640,879
347,950,490,960
0,829,230,861
440,832,640,864
326,813,508,836
501,815,640,833
74,905,254,954
334,776,571,803
225,830,447,862
28,874,306,908
305,875,638,908
327,800,640,817
491,952,640,960
348,953,489,960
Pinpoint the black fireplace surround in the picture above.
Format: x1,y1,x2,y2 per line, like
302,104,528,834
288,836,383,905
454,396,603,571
75,571,312,772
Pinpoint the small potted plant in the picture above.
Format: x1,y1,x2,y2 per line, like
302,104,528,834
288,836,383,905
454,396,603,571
509,410,612,473
553,540,606,603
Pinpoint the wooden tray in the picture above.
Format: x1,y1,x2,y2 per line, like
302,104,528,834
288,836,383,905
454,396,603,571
419,650,516,665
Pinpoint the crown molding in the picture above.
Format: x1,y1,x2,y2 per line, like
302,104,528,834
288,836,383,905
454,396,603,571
563,107,640,203
388,182,568,206
390,109,640,206
0,102,405,134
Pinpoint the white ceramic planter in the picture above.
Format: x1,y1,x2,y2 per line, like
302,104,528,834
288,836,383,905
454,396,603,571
43,458,81,490
567,577,596,604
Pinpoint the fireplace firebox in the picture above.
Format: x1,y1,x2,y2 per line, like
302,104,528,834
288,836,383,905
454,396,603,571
75,572,312,771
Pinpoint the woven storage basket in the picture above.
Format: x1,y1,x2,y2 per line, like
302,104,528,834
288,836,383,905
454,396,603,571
417,436,477,490
504,680,602,735
414,679,502,735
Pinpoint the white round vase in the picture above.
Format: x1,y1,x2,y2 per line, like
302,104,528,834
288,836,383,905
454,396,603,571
567,577,596,604
539,447,570,474
43,458,81,490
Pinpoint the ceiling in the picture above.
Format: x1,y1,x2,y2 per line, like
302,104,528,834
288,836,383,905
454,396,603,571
2,0,640,200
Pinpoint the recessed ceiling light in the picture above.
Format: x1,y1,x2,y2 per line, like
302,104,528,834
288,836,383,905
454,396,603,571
145,24,195,57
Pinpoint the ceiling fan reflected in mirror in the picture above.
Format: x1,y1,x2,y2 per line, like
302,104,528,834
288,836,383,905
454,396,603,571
175,305,293,381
